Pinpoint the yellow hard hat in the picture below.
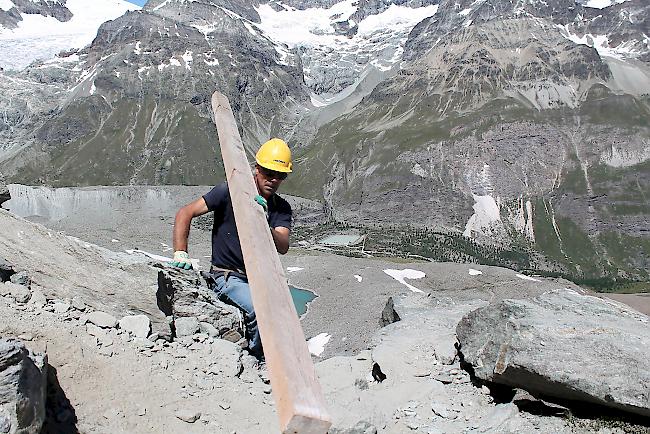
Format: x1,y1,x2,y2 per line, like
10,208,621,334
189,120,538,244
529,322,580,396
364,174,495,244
255,138,292,173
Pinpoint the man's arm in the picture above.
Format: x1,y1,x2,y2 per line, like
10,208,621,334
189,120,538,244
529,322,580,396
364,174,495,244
173,197,210,253
271,226,290,255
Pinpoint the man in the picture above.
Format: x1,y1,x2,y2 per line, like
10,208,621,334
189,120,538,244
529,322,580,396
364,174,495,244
170,138,293,359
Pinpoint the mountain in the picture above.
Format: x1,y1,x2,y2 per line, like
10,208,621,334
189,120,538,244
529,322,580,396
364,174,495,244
0,0,141,70
0,0,648,287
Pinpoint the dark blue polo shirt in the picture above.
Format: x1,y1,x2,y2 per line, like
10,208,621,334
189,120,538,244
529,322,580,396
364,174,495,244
203,182,292,274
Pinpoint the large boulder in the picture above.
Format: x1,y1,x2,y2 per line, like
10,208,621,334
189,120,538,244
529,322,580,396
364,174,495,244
156,266,243,342
0,339,48,434
456,288,650,417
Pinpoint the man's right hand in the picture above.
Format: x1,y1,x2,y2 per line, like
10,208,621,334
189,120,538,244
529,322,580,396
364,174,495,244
170,251,193,270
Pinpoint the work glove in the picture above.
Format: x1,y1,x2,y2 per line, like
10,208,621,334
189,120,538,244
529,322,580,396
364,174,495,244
254,194,269,221
169,250,193,270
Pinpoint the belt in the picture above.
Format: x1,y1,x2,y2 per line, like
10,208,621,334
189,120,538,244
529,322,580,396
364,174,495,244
209,265,247,281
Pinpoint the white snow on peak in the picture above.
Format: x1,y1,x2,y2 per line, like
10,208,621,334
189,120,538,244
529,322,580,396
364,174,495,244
255,1,438,102
255,2,437,48
0,0,140,70
468,268,483,276
383,269,426,293
307,333,331,357
582,0,632,9
0,0,13,12
558,25,643,60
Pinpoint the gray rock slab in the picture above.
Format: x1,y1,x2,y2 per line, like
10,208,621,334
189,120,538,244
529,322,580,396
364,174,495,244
174,317,200,338
118,315,151,338
207,340,242,378
9,271,30,287
6,282,30,304
28,289,46,309
86,311,118,329
156,267,242,340
457,288,650,417
0,338,47,434
175,409,200,423
52,301,70,314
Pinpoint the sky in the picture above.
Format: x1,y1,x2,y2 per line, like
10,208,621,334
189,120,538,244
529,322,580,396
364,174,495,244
126,0,147,6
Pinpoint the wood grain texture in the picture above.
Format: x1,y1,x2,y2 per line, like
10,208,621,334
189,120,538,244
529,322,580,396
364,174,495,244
211,91,331,434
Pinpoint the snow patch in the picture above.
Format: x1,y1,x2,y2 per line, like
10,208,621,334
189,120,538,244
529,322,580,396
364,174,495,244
463,194,501,238
0,0,14,11
308,333,331,357
287,267,304,273
354,274,362,282
558,25,643,60
410,163,428,178
383,269,425,293
181,50,193,70
468,269,483,276
255,2,438,94
516,273,541,282
583,0,632,9
0,0,140,70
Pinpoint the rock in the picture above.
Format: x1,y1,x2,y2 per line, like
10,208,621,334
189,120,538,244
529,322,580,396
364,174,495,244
207,340,242,377
70,297,86,311
174,317,200,338
28,289,46,309
86,323,105,338
131,337,154,349
86,311,118,329
0,173,9,207
430,403,453,419
199,321,219,337
0,258,13,282
380,297,401,327
155,267,242,341
7,282,30,304
175,409,201,423
0,338,47,434
118,315,151,338
480,403,519,432
457,288,650,417
9,271,30,288
329,421,378,434
97,347,114,357
52,301,71,314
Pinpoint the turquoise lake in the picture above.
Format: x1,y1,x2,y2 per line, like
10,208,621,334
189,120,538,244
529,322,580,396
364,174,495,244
290,285,316,316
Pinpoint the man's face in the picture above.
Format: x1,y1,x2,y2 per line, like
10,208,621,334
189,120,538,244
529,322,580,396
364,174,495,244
255,165,287,198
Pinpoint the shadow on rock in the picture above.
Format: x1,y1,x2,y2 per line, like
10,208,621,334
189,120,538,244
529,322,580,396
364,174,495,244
41,366,79,434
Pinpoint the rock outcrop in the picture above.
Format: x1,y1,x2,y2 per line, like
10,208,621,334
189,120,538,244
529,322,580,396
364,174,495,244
156,266,243,343
0,173,9,207
0,338,48,434
457,288,650,417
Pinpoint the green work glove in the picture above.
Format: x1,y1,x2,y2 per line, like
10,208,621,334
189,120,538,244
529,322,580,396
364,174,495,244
254,194,268,212
254,195,270,222
170,250,193,270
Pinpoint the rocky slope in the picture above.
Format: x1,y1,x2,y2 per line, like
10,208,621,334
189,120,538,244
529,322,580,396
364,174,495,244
1,206,649,433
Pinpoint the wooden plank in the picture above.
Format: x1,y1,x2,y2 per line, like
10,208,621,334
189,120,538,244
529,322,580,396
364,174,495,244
211,91,331,434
